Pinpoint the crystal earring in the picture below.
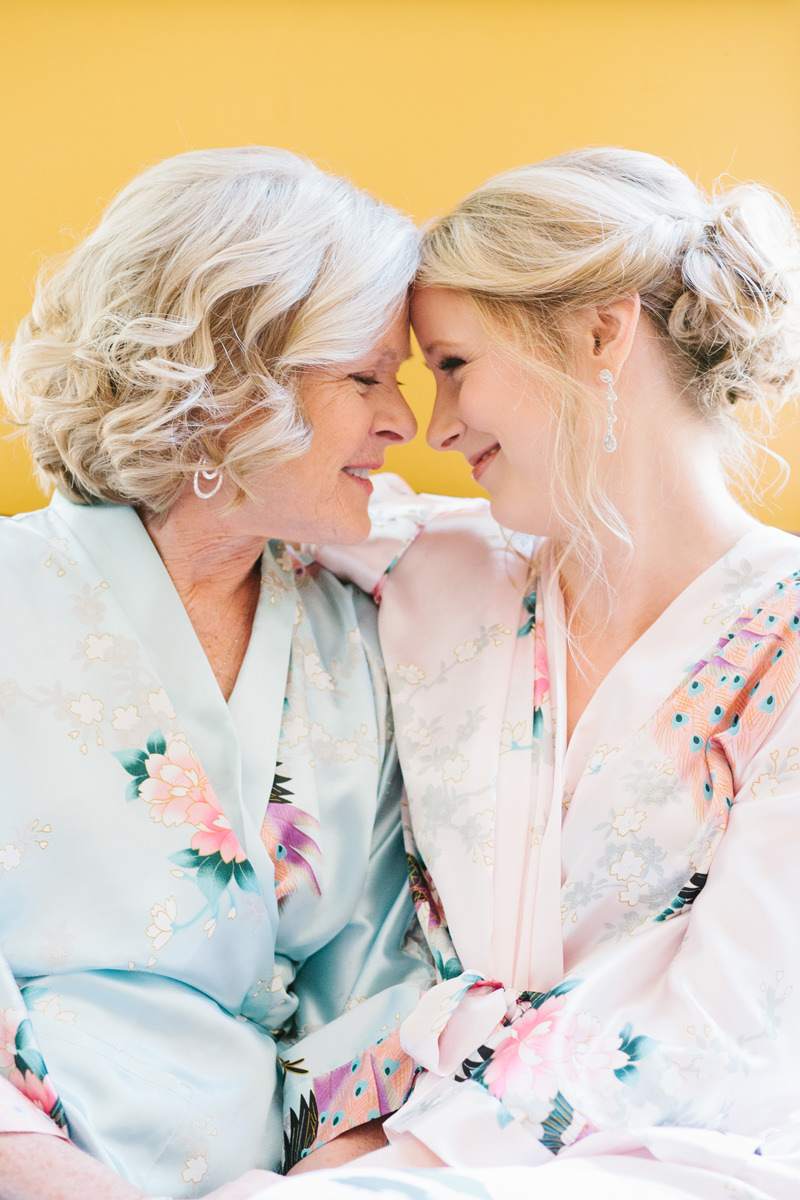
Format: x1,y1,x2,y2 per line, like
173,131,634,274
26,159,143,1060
193,468,223,499
600,369,617,453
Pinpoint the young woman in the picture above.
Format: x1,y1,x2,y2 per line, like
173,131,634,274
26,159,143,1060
302,147,800,1199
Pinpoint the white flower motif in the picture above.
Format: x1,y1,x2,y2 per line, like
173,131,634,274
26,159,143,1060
332,739,359,762
282,714,309,747
147,687,176,719
610,849,645,880
203,918,216,939
147,896,177,950
441,755,468,783
750,773,779,801
182,1155,209,1184
84,633,114,661
111,704,141,731
454,640,477,663
585,744,620,775
304,649,334,691
31,995,77,1024
619,879,651,907
404,724,431,749
612,806,647,837
500,721,528,753
69,693,104,725
0,845,21,872
394,663,425,685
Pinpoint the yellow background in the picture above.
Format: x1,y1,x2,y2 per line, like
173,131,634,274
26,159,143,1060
2,0,800,522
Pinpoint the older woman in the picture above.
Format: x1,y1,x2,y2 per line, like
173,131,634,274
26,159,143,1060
298,148,800,1199
0,147,432,1199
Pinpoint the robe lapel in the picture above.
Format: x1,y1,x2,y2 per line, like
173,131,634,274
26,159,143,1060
561,527,800,795
50,496,297,864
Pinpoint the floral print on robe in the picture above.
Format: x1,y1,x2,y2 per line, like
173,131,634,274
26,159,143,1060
0,493,432,1196
312,478,800,1199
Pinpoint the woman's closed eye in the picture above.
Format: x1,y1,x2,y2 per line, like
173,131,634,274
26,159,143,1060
349,373,380,387
437,355,466,373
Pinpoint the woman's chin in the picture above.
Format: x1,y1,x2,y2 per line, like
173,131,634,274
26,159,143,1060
488,496,548,538
317,514,372,547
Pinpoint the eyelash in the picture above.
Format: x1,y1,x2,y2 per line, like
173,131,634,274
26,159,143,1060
438,356,466,372
350,374,380,387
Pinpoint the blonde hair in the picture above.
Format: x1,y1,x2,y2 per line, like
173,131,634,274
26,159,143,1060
418,147,800,584
1,146,418,513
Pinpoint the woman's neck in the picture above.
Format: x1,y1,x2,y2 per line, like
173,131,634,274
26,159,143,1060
142,497,267,701
555,434,757,742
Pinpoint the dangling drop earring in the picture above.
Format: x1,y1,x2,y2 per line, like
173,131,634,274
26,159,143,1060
600,369,617,453
193,468,223,499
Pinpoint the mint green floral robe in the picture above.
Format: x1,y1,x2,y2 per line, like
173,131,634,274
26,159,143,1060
0,493,431,1197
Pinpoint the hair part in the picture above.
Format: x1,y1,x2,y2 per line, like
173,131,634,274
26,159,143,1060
2,146,418,513
418,146,800,592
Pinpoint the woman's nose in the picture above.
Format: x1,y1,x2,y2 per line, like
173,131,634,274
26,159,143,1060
426,386,463,451
375,384,418,445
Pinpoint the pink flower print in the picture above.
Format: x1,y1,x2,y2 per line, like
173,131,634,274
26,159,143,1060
9,1065,60,1117
483,994,575,1107
483,994,628,1114
189,804,247,864
139,738,213,827
533,633,550,711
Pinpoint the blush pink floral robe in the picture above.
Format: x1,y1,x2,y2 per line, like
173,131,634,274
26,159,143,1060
301,477,800,1200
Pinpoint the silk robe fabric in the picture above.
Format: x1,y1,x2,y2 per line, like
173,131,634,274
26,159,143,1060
308,478,800,1199
0,493,432,1197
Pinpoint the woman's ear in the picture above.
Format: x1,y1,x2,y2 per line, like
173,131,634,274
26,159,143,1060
578,294,641,378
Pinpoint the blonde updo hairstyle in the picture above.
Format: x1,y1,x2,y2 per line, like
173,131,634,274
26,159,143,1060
418,147,800,579
1,146,418,514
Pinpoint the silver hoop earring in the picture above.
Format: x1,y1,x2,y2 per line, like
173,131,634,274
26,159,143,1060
193,469,223,500
600,369,617,453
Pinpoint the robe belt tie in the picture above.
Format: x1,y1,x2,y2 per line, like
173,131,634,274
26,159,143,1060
399,971,522,1077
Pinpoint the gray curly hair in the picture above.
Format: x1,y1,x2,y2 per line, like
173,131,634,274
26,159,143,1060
1,146,419,513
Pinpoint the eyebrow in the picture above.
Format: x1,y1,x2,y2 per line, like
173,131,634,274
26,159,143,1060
419,339,460,357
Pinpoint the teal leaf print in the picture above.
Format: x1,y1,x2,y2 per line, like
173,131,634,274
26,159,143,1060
169,847,259,904
112,748,148,775
654,871,708,922
196,853,235,905
169,848,204,869
614,1021,656,1081
118,732,260,913
232,857,259,894
517,589,537,638
519,977,581,1009
111,745,150,801
146,729,167,757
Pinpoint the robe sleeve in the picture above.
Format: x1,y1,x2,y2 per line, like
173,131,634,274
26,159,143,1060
0,961,70,1140
397,688,800,1164
278,589,435,1170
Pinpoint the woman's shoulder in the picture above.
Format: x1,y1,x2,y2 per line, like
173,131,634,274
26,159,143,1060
311,474,538,600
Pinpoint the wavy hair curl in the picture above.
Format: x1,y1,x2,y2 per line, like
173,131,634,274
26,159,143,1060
2,146,418,513
417,147,800,584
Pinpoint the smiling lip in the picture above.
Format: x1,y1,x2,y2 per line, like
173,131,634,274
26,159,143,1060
470,444,500,483
343,464,380,492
